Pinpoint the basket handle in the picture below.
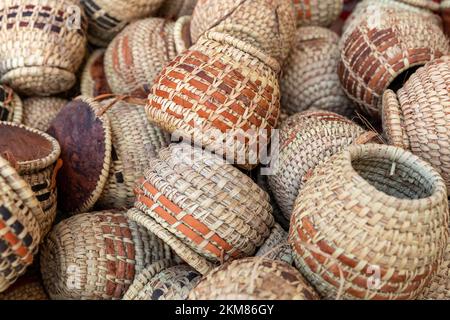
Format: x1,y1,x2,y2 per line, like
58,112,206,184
50,159,63,189
93,94,147,116
381,89,410,150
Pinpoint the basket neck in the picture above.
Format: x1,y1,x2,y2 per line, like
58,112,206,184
382,89,411,150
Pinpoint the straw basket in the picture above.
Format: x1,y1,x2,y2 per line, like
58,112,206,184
0,85,22,123
289,144,449,300
293,0,343,27
0,0,87,96
128,143,274,275
443,1,450,37
80,50,112,98
267,111,378,219
47,96,170,214
0,272,48,300
81,0,165,47
40,210,176,300
104,17,191,99
0,157,41,292
338,1,449,118
256,223,293,265
0,122,61,237
188,257,320,300
158,0,198,19
22,98,67,132
281,27,353,117
190,0,296,63
124,261,201,300
382,56,450,191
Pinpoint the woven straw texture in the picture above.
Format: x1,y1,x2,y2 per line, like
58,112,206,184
190,0,296,63
22,97,67,132
104,18,185,99
129,143,274,275
189,257,320,300
146,33,281,170
293,0,343,27
256,223,294,265
95,98,171,210
0,122,61,237
81,0,164,47
281,27,353,117
443,1,450,38
338,1,449,118
0,157,41,292
40,210,176,300
289,144,449,300
0,273,48,300
0,85,23,123
80,49,112,98
0,0,87,96
267,111,376,219
158,0,198,19
382,56,450,191
124,262,201,300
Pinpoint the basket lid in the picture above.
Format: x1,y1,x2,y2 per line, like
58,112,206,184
47,97,112,214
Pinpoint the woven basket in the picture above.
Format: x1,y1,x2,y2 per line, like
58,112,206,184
443,1,450,37
190,0,296,64
339,1,449,118
267,111,378,219
0,85,22,123
147,32,281,170
0,0,87,96
256,223,293,265
80,50,112,98
158,0,198,19
0,122,61,237
128,143,274,275
22,97,67,132
47,96,170,214
104,17,191,99
0,272,48,300
124,261,201,300
382,56,450,192
281,26,353,117
289,144,449,300
188,257,320,300
40,210,176,300
293,0,343,27
0,157,41,292
81,0,165,47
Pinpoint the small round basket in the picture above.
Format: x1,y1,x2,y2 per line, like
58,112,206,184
0,0,87,96
22,97,67,132
0,85,22,123
128,143,274,275
293,0,343,27
188,257,320,300
289,144,449,300
40,210,176,300
80,49,112,98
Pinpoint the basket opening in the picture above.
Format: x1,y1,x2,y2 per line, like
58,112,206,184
387,65,422,92
351,156,434,200
0,125,52,162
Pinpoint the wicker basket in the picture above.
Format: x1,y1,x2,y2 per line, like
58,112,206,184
382,56,450,192
104,17,191,99
0,85,23,123
0,122,61,237
47,96,170,214
0,0,87,96
267,111,378,219
158,0,198,19
146,32,281,170
22,98,67,132
188,257,320,300
289,144,449,300
128,143,274,275
256,223,293,265
40,210,176,300
80,50,112,98
281,27,353,117
339,0,449,118
0,157,41,292
0,272,48,300
443,1,450,37
190,0,296,63
293,0,343,27
81,0,165,47
124,261,201,300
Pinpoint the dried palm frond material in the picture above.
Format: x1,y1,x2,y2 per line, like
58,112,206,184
22,97,67,132
293,0,343,27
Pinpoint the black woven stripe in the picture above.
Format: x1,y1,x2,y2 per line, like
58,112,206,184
36,192,51,202
0,108,10,121
0,205,12,220
31,182,48,192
